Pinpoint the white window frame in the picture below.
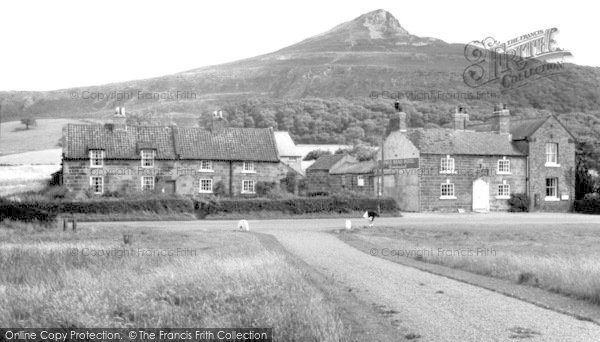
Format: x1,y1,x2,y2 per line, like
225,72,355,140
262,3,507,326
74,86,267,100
90,176,103,194
545,177,559,201
440,180,456,199
141,176,155,191
357,176,365,187
199,179,213,193
141,150,155,168
496,181,510,199
497,157,511,174
199,160,213,172
545,143,559,167
242,161,256,173
89,150,104,168
440,155,455,174
242,180,255,194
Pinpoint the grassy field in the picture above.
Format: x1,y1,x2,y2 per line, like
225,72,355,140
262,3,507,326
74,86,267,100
0,119,82,156
0,222,349,341
340,221,600,305
0,165,61,197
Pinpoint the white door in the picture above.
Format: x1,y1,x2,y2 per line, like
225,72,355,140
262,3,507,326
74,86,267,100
472,178,490,212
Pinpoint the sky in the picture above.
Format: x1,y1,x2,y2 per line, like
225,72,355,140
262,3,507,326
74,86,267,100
0,0,597,91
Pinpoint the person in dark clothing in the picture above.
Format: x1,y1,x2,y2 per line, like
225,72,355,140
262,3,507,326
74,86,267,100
363,210,379,228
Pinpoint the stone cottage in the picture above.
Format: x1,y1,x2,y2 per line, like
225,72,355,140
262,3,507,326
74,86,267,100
61,111,295,197
378,105,576,212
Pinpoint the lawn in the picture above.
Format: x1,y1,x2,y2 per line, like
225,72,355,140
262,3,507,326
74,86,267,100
0,222,349,341
339,219,600,305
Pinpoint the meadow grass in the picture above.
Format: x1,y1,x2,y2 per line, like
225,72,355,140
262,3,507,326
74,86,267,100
0,223,349,341
342,222,600,305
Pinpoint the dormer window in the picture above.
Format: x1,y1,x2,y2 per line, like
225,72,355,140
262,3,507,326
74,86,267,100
141,150,155,168
89,150,104,168
440,155,455,174
242,161,255,173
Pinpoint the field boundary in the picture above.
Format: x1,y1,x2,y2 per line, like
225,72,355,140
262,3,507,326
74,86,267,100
337,231,600,326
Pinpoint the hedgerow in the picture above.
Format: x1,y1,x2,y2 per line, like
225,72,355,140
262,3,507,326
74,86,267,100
194,196,398,218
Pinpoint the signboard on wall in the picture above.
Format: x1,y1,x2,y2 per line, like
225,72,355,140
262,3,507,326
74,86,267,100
378,158,419,169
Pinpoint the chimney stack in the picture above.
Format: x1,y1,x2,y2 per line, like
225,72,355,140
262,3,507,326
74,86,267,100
491,103,510,135
387,101,407,135
211,110,227,132
452,106,469,130
113,106,127,131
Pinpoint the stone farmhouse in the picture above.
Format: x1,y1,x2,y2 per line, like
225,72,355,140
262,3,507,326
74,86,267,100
378,105,576,212
61,110,297,197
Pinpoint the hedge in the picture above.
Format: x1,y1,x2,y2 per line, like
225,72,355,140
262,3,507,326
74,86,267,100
0,199,58,223
573,198,600,214
1,196,399,222
0,198,194,222
194,196,399,218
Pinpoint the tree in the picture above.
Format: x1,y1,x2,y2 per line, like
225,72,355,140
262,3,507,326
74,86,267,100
21,117,36,130
303,149,332,161
575,141,600,199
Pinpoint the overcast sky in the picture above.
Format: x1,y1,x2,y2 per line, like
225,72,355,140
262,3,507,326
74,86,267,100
0,0,596,91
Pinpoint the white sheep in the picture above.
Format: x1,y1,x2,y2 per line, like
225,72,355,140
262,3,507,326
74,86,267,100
238,220,250,232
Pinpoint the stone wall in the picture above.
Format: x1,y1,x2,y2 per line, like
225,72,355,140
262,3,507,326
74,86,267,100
62,159,289,197
418,154,527,212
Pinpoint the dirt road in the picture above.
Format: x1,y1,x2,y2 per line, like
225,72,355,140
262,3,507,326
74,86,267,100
89,213,600,341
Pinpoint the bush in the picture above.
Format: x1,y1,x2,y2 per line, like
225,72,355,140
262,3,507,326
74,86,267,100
0,199,58,223
574,197,600,214
255,181,277,197
213,181,227,197
283,171,297,194
43,186,69,199
508,193,530,212
194,196,399,218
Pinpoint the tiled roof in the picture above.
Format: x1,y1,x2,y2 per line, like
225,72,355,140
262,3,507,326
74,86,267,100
64,124,279,161
330,160,377,174
508,117,549,140
174,127,279,161
306,154,348,171
470,116,551,140
405,128,525,156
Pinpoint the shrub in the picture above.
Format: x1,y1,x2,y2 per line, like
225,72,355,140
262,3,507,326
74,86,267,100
508,193,530,212
213,181,227,197
574,197,600,214
0,199,58,223
283,171,297,194
43,186,69,200
255,181,277,197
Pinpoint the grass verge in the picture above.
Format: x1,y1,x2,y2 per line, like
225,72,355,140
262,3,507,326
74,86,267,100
339,223,600,306
0,222,349,341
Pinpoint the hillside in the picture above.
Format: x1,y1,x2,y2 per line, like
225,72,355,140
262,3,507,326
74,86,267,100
0,9,599,146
